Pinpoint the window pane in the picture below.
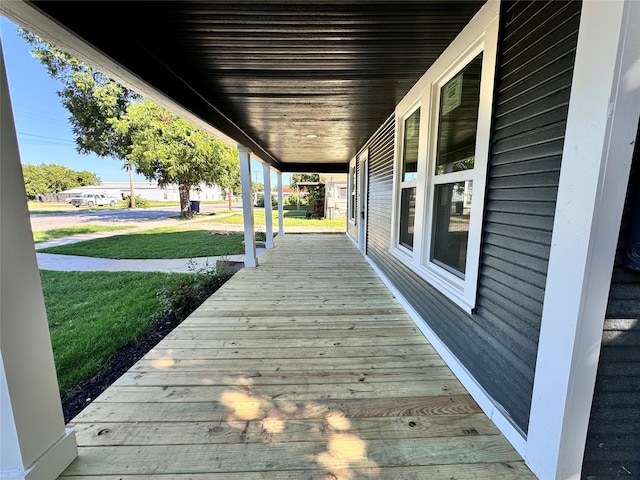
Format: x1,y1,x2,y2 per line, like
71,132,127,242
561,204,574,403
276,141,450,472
402,109,420,181
431,181,472,276
399,187,416,250
435,54,483,175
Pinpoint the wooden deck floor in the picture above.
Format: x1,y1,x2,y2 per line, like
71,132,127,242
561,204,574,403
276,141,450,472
59,234,535,479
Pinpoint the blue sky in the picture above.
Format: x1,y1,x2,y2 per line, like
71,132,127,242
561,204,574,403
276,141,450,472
1,17,275,185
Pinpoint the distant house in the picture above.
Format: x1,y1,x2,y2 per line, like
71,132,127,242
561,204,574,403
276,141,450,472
61,181,225,202
321,174,347,219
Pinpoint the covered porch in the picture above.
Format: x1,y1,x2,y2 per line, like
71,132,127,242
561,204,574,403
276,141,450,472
58,234,533,478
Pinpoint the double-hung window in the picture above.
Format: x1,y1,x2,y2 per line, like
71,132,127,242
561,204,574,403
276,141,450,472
398,107,420,250
348,158,357,224
390,3,498,313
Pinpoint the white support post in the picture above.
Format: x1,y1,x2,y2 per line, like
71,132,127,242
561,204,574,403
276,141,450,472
238,146,257,268
0,43,77,480
262,163,274,248
526,2,640,479
277,171,285,236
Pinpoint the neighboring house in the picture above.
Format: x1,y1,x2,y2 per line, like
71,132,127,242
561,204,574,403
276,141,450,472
60,182,225,202
1,1,639,479
321,174,348,219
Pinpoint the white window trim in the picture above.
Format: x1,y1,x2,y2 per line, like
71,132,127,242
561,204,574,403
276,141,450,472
348,156,357,225
389,1,499,313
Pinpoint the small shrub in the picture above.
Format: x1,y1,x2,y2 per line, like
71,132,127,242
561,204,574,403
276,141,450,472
157,260,232,320
286,193,299,206
119,196,151,209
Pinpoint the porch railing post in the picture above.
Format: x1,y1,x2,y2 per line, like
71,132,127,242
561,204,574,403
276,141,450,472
262,163,274,248
277,171,285,236
238,145,257,267
0,42,78,479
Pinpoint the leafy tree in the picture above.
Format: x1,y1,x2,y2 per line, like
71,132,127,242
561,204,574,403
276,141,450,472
291,173,322,207
21,163,100,199
22,164,49,199
114,100,239,217
20,28,240,216
76,170,101,186
20,29,139,205
41,164,78,192
290,173,320,188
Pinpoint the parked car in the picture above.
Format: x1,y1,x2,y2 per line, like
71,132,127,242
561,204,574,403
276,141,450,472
69,193,118,208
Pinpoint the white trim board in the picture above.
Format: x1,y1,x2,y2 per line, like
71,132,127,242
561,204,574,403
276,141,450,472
526,1,640,479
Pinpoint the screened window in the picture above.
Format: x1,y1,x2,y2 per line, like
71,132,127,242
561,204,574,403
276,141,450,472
430,53,482,276
348,161,356,223
398,108,420,250
389,12,498,313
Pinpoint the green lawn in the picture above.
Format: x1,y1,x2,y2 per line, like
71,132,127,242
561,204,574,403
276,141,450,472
41,269,192,398
33,224,133,243
208,208,347,228
28,201,77,214
37,225,245,259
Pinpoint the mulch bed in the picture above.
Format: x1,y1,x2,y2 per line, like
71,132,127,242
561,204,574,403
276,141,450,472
61,281,225,423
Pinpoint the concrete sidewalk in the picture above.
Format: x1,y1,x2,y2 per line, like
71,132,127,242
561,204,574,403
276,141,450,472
34,221,264,273
35,252,258,273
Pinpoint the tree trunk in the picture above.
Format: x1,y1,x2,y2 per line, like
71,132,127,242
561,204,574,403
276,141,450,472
227,187,233,211
178,181,191,218
128,162,136,208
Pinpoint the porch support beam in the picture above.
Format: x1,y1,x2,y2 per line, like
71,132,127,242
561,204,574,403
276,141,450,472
277,172,285,236
262,163,274,248
238,145,257,268
526,1,640,479
0,43,77,480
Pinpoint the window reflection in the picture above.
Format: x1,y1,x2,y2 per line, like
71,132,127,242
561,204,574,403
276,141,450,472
431,181,472,276
399,187,416,250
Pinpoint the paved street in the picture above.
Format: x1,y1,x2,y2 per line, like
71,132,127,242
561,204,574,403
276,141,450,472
30,202,242,231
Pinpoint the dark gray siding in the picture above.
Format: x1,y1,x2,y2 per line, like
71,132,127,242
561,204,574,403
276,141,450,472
582,127,640,479
364,0,581,432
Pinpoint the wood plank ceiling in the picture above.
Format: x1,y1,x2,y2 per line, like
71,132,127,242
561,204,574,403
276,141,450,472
26,1,484,172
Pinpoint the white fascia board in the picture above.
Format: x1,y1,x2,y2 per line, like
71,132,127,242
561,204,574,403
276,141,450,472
526,1,640,479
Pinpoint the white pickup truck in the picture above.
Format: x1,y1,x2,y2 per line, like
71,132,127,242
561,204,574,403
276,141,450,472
69,193,118,208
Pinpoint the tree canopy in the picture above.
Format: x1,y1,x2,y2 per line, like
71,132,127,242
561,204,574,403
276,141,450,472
19,28,240,217
290,173,320,188
114,100,239,217
22,163,100,199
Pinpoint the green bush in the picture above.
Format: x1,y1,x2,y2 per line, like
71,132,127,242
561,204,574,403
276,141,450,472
119,196,151,208
286,193,299,206
157,260,232,320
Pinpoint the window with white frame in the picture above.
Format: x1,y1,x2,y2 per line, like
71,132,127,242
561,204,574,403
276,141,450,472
348,159,357,223
398,107,420,250
390,4,498,312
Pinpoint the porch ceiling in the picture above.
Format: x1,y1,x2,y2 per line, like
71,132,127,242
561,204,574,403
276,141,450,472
23,1,484,172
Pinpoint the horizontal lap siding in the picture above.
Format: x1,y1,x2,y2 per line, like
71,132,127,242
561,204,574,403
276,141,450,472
476,0,581,431
582,127,640,478
366,0,581,434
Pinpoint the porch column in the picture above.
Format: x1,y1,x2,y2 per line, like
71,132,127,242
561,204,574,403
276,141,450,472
526,2,640,479
0,43,77,479
238,145,257,268
277,171,285,236
262,162,274,248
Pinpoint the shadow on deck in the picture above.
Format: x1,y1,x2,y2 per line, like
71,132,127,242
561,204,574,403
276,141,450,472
59,233,535,479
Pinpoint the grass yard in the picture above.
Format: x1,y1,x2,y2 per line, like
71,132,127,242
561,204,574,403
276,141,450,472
37,225,245,259
208,208,347,228
28,201,77,214
33,224,133,243
40,270,193,399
